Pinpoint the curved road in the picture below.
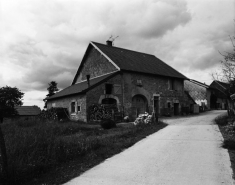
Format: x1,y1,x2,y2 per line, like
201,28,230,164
65,110,234,185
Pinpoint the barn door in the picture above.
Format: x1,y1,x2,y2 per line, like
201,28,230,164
132,95,148,117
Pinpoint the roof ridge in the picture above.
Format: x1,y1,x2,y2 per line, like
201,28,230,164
91,41,155,56
189,79,209,88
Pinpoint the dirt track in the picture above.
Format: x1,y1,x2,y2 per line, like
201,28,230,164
65,110,234,185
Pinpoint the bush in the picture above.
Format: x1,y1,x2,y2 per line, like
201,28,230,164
38,108,69,121
100,119,116,129
223,139,235,150
214,115,228,126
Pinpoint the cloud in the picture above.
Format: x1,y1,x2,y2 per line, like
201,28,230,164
1,0,234,108
1,0,192,92
134,0,191,38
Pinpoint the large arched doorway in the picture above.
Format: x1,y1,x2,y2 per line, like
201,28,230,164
101,98,117,105
132,94,148,118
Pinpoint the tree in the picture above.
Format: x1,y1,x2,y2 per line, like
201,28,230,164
0,86,24,121
43,81,59,108
213,35,235,114
0,86,24,182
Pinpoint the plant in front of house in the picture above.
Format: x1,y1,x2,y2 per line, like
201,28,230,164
134,112,153,126
100,119,116,129
215,114,235,179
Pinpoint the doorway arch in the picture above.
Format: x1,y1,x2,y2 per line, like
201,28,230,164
132,94,148,117
101,98,117,105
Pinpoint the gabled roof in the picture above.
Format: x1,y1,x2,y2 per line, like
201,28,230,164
210,80,229,95
15,106,41,116
72,42,188,85
188,79,210,89
91,42,188,79
47,72,119,100
184,80,207,101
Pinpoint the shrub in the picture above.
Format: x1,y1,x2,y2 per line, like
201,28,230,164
214,115,228,126
38,108,69,121
100,119,116,129
223,139,235,150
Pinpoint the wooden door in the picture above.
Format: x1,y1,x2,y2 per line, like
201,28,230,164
132,95,147,117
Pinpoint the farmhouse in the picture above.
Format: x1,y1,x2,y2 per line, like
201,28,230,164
46,41,195,122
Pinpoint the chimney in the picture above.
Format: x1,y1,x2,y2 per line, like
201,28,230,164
86,75,90,87
106,40,113,46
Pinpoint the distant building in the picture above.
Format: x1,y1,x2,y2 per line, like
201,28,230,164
15,106,41,119
209,80,230,110
184,79,211,111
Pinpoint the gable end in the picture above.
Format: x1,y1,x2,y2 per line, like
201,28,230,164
72,43,119,85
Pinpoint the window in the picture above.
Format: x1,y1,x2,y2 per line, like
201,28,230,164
52,103,56,107
105,84,113,94
167,102,171,108
168,79,174,90
71,102,75,113
136,80,142,86
77,105,81,112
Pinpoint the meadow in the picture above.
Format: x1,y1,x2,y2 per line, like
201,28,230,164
0,118,167,184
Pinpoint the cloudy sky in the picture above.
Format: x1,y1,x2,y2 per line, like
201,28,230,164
0,0,234,109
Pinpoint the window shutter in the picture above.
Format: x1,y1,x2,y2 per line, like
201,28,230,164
114,84,121,94
75,102,78,112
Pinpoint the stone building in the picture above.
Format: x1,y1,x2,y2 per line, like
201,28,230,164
184,79,211,111
46,41,195,122
15,106,41,119
209,80,230,110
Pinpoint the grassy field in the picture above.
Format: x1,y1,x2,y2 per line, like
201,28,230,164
0,119,167,185
215,114,235,179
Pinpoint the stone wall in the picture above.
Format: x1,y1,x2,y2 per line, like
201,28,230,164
122,72,191,119
47,94,87,122
75,47,118,83
86,74,123,119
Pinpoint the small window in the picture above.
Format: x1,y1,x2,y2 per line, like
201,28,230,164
137,80,142,86
169,79,174,90
77,105,81,112
71,102,75,113
167,102,171,108
105,84,113,94
52,103,56,107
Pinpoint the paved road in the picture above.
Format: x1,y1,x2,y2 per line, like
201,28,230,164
65,110,234,185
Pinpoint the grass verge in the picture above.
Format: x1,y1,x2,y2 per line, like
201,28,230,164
215,114,235,180
0,119,167,185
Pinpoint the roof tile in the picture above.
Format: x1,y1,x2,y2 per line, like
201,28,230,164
92,42,188,79
15,106,41,116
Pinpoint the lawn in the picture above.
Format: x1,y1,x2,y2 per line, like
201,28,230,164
215,114,235,180
0,118,167,185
